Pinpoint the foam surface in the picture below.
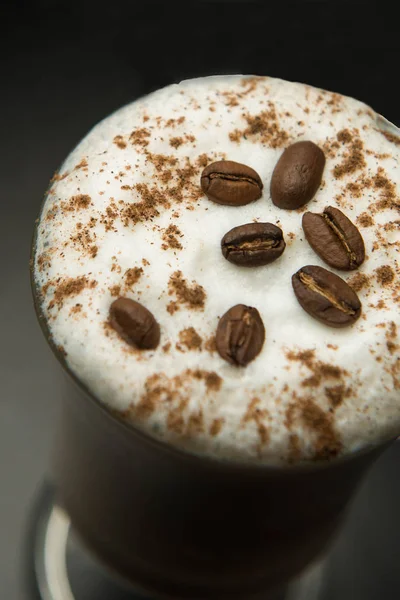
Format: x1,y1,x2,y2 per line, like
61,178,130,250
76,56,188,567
34,75,400,464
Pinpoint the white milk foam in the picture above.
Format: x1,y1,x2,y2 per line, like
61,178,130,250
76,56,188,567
34,75,400,464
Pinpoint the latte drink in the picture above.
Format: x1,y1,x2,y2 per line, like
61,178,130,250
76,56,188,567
32,75,400,598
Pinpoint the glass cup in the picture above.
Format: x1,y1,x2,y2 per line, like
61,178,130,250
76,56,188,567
30,113,400,600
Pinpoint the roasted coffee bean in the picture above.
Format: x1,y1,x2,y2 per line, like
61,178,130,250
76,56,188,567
292,265,361,328
302,206,365,270
216,304,265,366
270,141,325,210
109,297,160,349
201,160,263,206
221,222,285,267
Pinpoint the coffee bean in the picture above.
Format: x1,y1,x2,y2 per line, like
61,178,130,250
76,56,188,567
201,160,263,206
216,304,265,366
302,207,365,271
221,222,285,267
109,297,160,349
270,141,325,210
292,265,361,328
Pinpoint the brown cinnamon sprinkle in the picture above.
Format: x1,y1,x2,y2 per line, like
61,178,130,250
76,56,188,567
50,171,69,183
241,76,263,92
129,128,150,147
223,92,240,107
371,168,398,212
122,184,170,226
61,194,92,212
285,392,341,461
242,397,270,448
286,349,315,369
109,285,121,297
37,252,52,272
186,410,205,436
171,160,201,203
229,105,289,148
167,400,188,435
127,373,172,420
387,321,397,339
191,369,222,392
375,265,395,286
204,335,217,354
166,301,179,315
162,224,183,250
346,182,362,197
46,276,97,310
70,303,83,315
300,399,342,459
322,139,340,158
210,418,224,436
105,150,214,232
284,402,297,430
219,77,262,108
165,116,185,127
129,374,169,421
127,370,222,436
337,129,353,144
196,153,211,168
327,92,344,113
145,152,178,172
176,327,203,351
370,300,387,310
378,130,400,146
384,220,400,232
169,137,184,149
111,258,121,274
74,158,88,171
285,349,348,389
343,172,374,199
302,364,343,388
124,267,143,288
386,321,398,355
100,200,119,232
169,134,196,149
347,272,370,293
333,131,366,178
69,222,98,258
113,135,127,149
324,385,352,409
357,212,374,227
44,206,58,221
168,271,206,310
119,150,206,227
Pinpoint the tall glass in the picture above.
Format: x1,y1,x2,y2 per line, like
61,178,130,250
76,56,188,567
31,113,400,600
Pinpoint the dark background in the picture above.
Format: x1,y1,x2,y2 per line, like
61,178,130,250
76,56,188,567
1,2,399,599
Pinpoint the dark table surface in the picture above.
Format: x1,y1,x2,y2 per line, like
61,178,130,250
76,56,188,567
1,3,399,599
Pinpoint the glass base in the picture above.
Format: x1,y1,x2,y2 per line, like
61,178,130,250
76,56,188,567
29,484,327,600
